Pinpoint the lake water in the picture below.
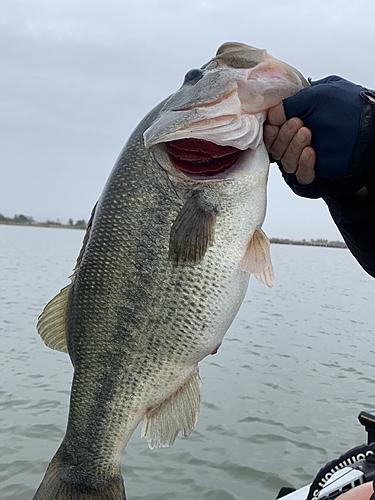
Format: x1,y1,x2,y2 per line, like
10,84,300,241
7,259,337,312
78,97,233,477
1,224,374,500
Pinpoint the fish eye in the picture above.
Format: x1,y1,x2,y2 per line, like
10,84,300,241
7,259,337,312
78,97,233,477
184,68,203,83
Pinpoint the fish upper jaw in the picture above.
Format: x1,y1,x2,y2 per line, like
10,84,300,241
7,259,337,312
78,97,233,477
213,41,308,90
143,85,267,152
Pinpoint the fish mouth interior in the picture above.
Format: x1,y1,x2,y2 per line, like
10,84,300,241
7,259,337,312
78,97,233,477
166,139,243,177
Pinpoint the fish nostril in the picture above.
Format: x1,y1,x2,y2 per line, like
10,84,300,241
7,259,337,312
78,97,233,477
184,68,203,83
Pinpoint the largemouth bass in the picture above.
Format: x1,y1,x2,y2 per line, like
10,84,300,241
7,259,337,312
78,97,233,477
33,42,308,499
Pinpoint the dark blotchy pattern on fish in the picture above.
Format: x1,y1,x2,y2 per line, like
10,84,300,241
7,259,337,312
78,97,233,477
33,102,253,498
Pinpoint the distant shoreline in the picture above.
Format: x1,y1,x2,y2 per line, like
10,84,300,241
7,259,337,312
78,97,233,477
0,221,85,230
269,237,346,249
1,220,347,249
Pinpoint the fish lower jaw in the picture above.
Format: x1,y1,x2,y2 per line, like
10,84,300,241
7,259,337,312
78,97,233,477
164,138,259,181
176,154,247,181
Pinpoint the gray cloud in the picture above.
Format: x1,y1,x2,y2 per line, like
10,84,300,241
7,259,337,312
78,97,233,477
1,0,375,238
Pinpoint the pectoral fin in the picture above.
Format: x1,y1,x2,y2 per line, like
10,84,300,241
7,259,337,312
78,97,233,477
240,227,274,288
37,203,97,353
142,370,202,449
169,190,218,265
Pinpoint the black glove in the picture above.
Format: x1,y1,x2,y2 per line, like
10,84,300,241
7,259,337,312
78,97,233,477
278,76,375,199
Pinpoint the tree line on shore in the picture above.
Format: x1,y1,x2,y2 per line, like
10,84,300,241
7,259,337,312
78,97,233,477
269,237,346,248
0,213,87,229
0,212,347,248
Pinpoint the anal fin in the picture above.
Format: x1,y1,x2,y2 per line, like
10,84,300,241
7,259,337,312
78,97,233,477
240,227,275,288
142,370,202,449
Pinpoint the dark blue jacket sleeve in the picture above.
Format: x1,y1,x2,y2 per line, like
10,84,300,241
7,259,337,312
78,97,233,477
324,191,375,278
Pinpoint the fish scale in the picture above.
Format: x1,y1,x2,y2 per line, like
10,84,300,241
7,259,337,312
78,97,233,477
66,135,249,441
33,42,308,499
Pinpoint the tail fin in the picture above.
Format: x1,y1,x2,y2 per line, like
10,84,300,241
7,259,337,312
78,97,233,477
32,454,126,500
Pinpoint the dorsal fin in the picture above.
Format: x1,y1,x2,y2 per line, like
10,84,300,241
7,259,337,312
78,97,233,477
36,203,97,353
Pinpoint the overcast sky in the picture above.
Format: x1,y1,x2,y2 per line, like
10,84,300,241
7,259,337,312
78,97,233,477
2,0,375,240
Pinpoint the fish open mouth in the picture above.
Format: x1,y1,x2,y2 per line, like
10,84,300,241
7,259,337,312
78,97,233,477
166,139,243,177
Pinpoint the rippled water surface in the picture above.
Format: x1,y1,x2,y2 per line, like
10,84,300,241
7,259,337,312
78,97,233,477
1,224,374,499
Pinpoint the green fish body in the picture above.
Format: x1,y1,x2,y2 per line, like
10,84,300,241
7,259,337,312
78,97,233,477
33,42,308,499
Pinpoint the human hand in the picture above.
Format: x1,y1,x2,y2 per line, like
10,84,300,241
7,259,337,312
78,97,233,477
336,481,374,499
263,104,316,185
264,76,375,199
